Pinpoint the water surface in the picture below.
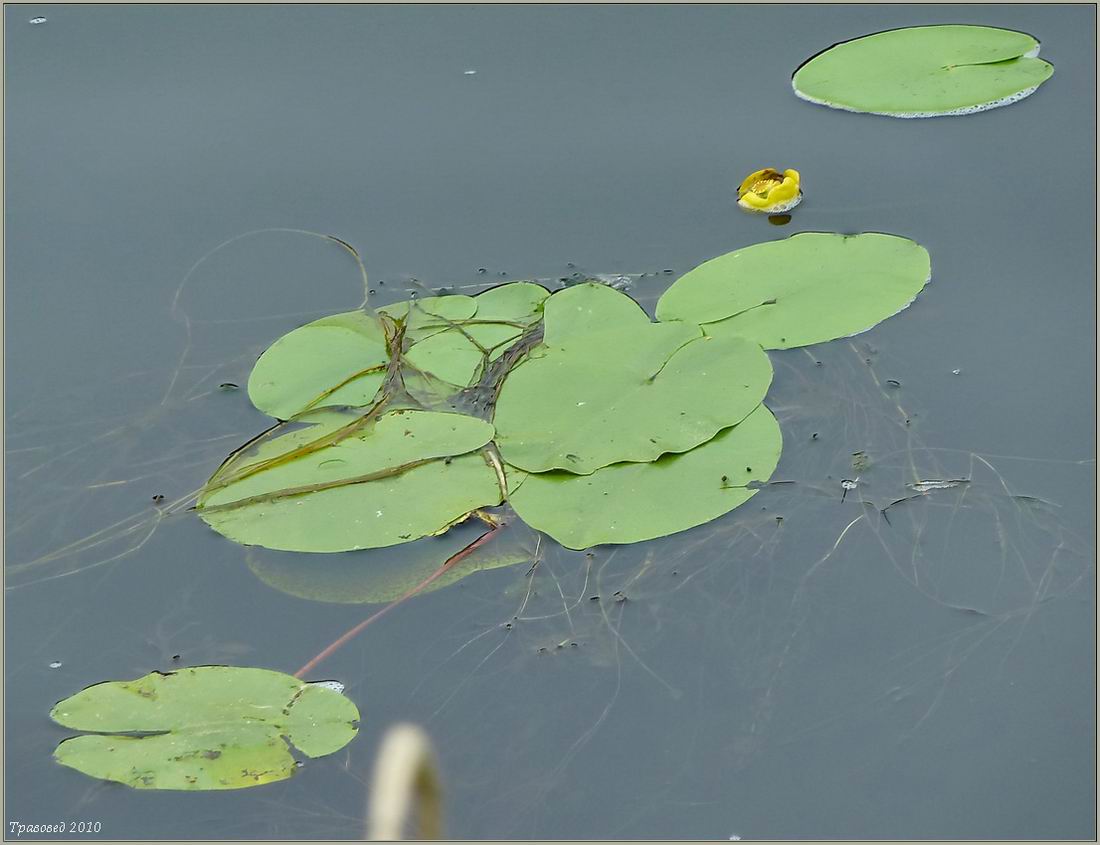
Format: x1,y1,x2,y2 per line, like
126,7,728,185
5,4,1094,839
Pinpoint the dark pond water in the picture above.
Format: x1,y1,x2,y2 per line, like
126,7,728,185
5,4,1095,839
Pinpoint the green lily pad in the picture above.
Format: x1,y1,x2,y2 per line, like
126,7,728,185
493,313,773,474
248,310,389,420
792,25,1053,117
399,283,548,393
473,281,550,321
460,281,549,363
246,520,538,604
244,287,546,420
198,409,503,552
655,232,930,350
506,403,782,549
541,282,650,347
378,294,478,341
51,666,359,790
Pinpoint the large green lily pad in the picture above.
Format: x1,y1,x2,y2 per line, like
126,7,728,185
51,667,359,790
792,25,1053,117
198,409,502,552
506,403,782,549
493,313,773,474
655,233,930,349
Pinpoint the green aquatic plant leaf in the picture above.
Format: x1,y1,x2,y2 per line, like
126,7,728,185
470,280,550,325
197,409,502,552
245,286,548,420
246,520,538,604
506,404,782,549
206,245,931,558
493,297,773,474
792,25,1053,117
247,309,389,421
378,294,477,341
51,666,359,790
460,281,549,363
655,232,930,350
399,283,549,394
541,282,650,347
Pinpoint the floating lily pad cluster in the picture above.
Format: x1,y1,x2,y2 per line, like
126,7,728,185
51,667,359,790
197,231,931,553
793,25,1054,117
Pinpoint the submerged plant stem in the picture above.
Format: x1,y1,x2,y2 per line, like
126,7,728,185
205,317,408,494
293,523,505,679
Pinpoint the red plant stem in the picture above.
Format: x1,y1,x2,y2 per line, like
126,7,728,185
293,524,503,679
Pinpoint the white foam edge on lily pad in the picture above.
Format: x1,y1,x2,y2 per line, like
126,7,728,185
308,680,346,694
792,83,1041,118
791,43,1044,118
737,193,803,214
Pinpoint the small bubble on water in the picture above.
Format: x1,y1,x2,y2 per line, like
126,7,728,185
29,16,47,25
49,661,63,669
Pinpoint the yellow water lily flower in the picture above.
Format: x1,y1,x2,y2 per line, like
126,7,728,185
737,168,802,213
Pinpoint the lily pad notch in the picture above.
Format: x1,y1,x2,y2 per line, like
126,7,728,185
792,25,1054,117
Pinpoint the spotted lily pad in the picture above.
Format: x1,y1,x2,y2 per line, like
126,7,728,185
655,232,930,349
506,404,782,549
197,409,502,552
792,25,1053,117
51,667,359,790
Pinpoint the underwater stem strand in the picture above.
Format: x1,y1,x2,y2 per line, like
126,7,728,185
294,523,505,679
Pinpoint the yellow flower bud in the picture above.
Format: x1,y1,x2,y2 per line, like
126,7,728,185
737,168,802,213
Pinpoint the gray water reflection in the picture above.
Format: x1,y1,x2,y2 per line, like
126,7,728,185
5,4,1094,840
